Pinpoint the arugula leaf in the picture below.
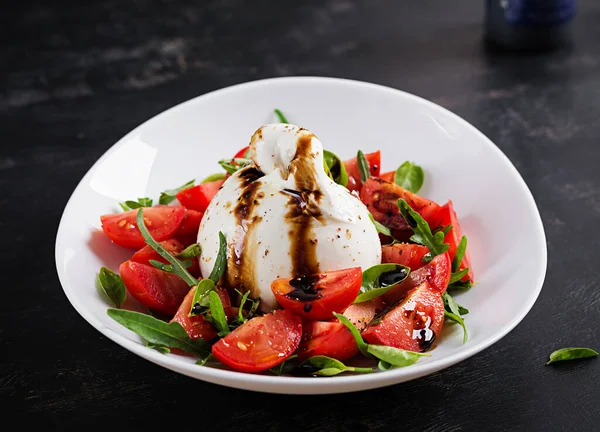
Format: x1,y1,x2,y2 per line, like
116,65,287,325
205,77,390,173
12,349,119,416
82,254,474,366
218,158,251,175
394,161,424,193
159,179,195,205
136,209,199,287
208,232,227,284
452,236,467,272
145,341,171,354
269,355,299,375
546,347,598,365
447,280,474,291
397,199,449,262
232,290,260,326
177,244,202,259
274,109,289,123
196,353,214,366
189,279,217,316
97,267,127,308
448,268,469,285
354,264,409,303
323,150,348,187
119,202,129,212
201,173,227,183
367,344,430,367
107,309,210,356
443,292,468,343
444,311,468,344
300,356,373,376
378,360,392,371
333,313,371,358
120,197,153,211
208,291,229,336
357,150,370,183
368,213,392,237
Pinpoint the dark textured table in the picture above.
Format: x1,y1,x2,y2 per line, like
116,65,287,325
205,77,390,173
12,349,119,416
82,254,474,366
2,0,599,430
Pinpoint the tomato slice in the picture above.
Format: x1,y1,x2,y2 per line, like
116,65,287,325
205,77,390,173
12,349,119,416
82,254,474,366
438,200,474,283
234,146,250,159
270,268,362,321
176,209,203,241
381,252,451,304
362,281,444,352
175,179,225,212
379,171,395,182
382,243,429,271
342,297,385,332
170,287,218,341
344,150,381,192
211,309,302,373
360,177,442,230
131,238,201,278
119,260,191,316
100,206,185,249
297,321,357,361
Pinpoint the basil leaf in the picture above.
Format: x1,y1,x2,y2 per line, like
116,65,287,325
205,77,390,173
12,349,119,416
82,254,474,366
449,268,469,285
368,213,392,237
136,209,199,287
452,236,467,272
367,344,430,367
333,313,371,358
189,279,217,317
354,263,409,303
269,355,299,375
323,150,348,187
107,309,210,356
218,158,251,175
208,232,227,284
177,244,202,259
159,179,195,205
196,353,214,366
274,108,289,123
97,267,127,308
394,161,424,193
397,199,449,262
546,347,599,365
209,291,229,336
201,173,227,183
145,341,171,354
357,150,370,183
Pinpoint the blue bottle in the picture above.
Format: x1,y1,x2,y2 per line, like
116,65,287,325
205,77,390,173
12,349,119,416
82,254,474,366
485,0,576,50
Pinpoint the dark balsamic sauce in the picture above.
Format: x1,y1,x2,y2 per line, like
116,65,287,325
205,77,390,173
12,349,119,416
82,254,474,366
416,329,436,351
378,268,408,287
286,275,322,302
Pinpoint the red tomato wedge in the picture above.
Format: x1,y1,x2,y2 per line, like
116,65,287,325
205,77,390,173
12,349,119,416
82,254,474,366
363,281,444,352
175,179,225,212
381,252,451,304
234,146,250,159
439,200,474,283
382,243,429,271
211,309,302,373
342,297,385,332
170,286,217,341
297,321,358,361
176,209,203,241
119,260,191,316
271,268,362,321
360,177,442,230
100,206,185,249
379,171,395,182
131,238,200,277
344,150,381,192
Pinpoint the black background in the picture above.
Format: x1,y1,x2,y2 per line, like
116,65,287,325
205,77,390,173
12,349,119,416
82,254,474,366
2,1,599,430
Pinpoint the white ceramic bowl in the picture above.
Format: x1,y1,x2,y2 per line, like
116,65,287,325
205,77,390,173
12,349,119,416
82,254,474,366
55,77,547,394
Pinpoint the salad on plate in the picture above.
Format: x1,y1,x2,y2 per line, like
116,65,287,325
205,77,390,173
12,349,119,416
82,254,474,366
96,112,474,376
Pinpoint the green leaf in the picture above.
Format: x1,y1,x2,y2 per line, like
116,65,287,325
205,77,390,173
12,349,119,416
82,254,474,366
269,355,299,375
333,313,371,358
394,161,424,193
107,309,210,356
218,158,251,175
323,150,348,187
443,292,468,343
119,202,129,212
120,197,153,211
300,355,373,376
354,263,409,303
208,232,227,284
367,344,430,367
546,347,599,365
209,291,229,336
201,173,227,183
145,340,171,354
444,311,468,344
159,179,195,205
177,243,202,259
368,213,392,237
97,267,127,308
357,150,370,183
196,353,214,366
274,108,289,123
447,280,474,291
189,279,217,317
247,296,261,319
397,199,449,262
136,209,199,287
378,360,392,371
449,268,469,285
452,236,467,272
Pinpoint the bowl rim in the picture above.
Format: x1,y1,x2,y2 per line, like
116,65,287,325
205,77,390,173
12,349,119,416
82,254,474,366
55,76,548,393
